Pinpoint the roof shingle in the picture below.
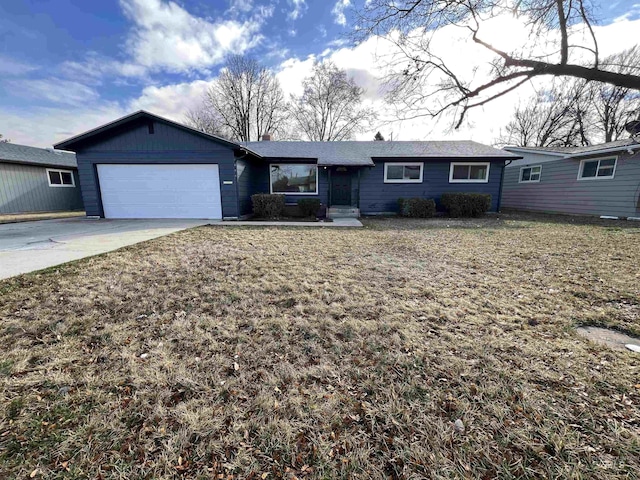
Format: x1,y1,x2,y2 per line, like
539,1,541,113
505,138,640,157
241,140,518,166
0,142,77,168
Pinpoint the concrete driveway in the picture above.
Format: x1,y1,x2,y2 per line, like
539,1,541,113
0,218,209,280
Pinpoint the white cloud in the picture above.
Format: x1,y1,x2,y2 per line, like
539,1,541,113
287,0,307,21
0,56,38,76
276,55,317,97
332,0,350,26
60,52,147,82
119,0,267,73
7,79,100,106
128,80,214,120
228,0,253,13
0,104,126,148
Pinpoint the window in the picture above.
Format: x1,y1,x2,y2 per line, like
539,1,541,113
270,164,318,194
47,169,75,187
578,157,617,180
519,165,542,183
449,162,490,183
383,162,423,183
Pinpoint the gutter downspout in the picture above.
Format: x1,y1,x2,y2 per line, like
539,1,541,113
497,159,513,213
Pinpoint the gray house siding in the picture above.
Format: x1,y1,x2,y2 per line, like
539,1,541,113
74,120,239,218
0,162,83,214
359,159,505,214
502,151,640,218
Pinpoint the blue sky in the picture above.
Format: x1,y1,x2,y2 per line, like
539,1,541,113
0,0,639,146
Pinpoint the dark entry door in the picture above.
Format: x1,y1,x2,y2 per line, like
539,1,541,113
331,170,352,206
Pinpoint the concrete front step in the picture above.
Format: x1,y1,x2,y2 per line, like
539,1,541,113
328,207,360,219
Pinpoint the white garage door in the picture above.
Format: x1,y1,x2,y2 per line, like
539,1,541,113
97,164,222,219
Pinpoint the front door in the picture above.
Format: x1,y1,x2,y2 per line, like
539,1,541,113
331,170,352,206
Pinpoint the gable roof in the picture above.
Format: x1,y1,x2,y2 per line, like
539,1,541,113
53,110,244,152
0,142,77,169
241,140,519,166
505,138,640,159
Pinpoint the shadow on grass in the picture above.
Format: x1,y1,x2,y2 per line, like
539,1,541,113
362,211,640,231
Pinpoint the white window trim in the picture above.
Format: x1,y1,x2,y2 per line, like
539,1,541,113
269,163,319,195
449,162,490,183
577,156,617,181
519,165,542,183
46,168,75,188
383,162,424,183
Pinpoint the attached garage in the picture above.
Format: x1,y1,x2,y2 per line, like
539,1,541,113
97,164,222,219
54,111,247,220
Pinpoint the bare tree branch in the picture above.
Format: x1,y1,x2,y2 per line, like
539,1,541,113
193,55,289,142
355,0,640,128
290,61,378,141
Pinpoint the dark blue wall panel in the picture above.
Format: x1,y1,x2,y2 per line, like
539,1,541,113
241,160,328,208
75,119,239,218
360,159,505,214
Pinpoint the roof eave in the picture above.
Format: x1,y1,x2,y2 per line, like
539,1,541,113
54,110,242,151
0,158,78,169
564,143,640,159
503,146,566,157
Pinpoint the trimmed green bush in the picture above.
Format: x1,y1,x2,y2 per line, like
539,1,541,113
297,198,321,217
252,194,285,218
397,197,436,218
440,193,491,218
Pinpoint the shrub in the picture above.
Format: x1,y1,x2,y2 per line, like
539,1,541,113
297,199,321,217
252,194,285,218
397,198,406,215
440,193,491,218
397,197,436,218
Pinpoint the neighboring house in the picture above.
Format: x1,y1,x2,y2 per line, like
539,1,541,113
0,142,83,215
503,139,640,218
53,111,519,220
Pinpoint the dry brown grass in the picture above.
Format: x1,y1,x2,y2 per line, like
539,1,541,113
1,214,639,479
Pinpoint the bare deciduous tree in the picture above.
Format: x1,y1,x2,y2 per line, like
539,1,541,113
496,84,587,147
590,47,640,142
290,61,377,141
356,0,640,128
194,55,288,142
498,47,640,147
184,107,225,137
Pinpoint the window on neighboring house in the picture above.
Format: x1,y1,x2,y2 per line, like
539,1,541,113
47,169,75,187
270,164,318,194
520,165,542,183
578,157,617,180
449,162,490,183
384,162,424,183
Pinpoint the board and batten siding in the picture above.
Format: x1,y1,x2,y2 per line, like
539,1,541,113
74,120,239,218
502,151,640,218
236,158,267,216
238,159,329,214
0,162,83,214
359,159,505,214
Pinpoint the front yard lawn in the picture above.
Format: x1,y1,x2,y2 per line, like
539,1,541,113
1,215,639,478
